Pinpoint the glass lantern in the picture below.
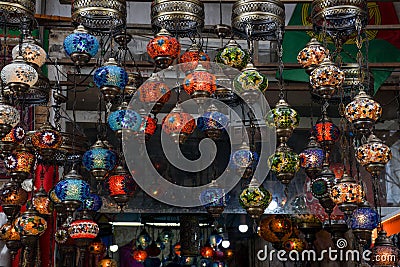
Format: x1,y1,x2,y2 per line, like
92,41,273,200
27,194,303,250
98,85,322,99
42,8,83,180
310,57,344,99
0,222,20,241
5,146,35,183
2,126,25,143
133,247,148,262
215,39,249,70
32,187,52,216
94,58,128,101
200,180,227,219
311,164,336,215
138,75,171,115
269,215,293,240
82,140,117,181
0,181,28,221
283,236,306,252
63,25,99,65
88,239,106,255
106,165,136,209
299,136,325,179
239,179,272,219
147,29,181,69
356,134,392,176
108,102,142,138
313,113,340,148
12,36,47,68
197,104,229,140
137,229,152,249
330,173,363,215
265,99,300,143
68,219,99,240
0,97,20,138
1,56,38,92
371,231,399,267
297,38,328,74
99,258,117,267
31,123,63,160
162,104,196,144
350,201,379,245
179,43,210,73
183,63,217,99
258,215,293,244
201,245,214,258
345,90,382,134
230,142,259,179
14,208,47,246
233,63,268,104
268,143,300,185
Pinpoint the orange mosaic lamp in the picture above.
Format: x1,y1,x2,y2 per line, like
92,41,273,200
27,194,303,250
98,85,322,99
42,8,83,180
183,63,217,100
162,104,196,144
147,29,181,69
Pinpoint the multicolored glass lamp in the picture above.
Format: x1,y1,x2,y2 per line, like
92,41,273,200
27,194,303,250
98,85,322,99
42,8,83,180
356,134,392,176
133,246,148,262
311,163,336,216
5,144,35,183
233,63,268,104
162,104,196,144
183,63,217,100
94,58,128,101
313,112,340,150
99,257,117,267
1,56,38,92
68,218,99,247
215,39,249,70
14,207,47,248
63,25,99,65
0,222,22,260
0,96,20,138
106,165,136,209
371,230,399,267
0,180,28,222
310,57,344,99
200,180,227,219
12,36,47,69
299,136,325,179
134,109,157,143
345,89,382,134
265,99,300,143
239,179,272,219
82,140,117,181
0,126,25,155
269,215,293,241
230,142,258,179
268,142,300,185
179,43,210,73
258,215,292,245
147,29,181,69
137,229,152,249
350,200,379,245
297,38,328,74
138,75,171,115
31,123,63,161
197,104,229,140
32,186,52,217
108,102,142,138
330,173,363,215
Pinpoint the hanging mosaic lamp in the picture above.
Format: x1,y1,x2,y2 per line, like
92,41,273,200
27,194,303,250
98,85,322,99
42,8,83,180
108,102,142,138
1,126,25,151
370,230,399,267
5,144,35,183
330,173,363,215
14,207,47,247
350,200,379,245
200,244,214,258
12,35,46,69
98,257,117,267
68,218,99,246
32,186,52,217
230,142,259,179
233,63,268,104
31,123,63,161
179,43,210,73
134,109,157,143
53,169,90,213
94,57,128,101
0,96,20,138
147,29,181,69
310,57,344,99
311,163,336,215
82,139,117,181
1,56,38,92
345,89,382,134
162,104,196,144
258,215,292,245
269,215,293,241
106,165,136,209
297,38,328,74
239,179,272,219
197,104,229,140
200,180,227,219
138,74,171,115
63,25,99,66
268,142,300,185
159,228,174,243
88,238,106,254
0,222,22,259
183,63,217,100
312,113,340,149
299,136,325,179
265,99,299,143
356,134,392,176
0,180,28,222
215,39,249,70
133,246,148,262
124,72,143,98
80,192,103,212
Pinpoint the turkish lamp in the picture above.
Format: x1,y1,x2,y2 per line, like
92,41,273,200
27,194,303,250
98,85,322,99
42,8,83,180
32,186,52,217
0,180,28,222
350,200,379,246
239,179,272,219
0,95,20,138
230,142,259,179
12,36,47,69
161,104,196,144
63,25,99,65
182,63,217,102
105,165,136,210
330,173,363,215
371,230,399,267
233,63,268,104
134,109,157,143
297,38,328,74
107,102,142,138
14,207,47,248
138,74,171,115
0,126,25,156
200,179,227,219
215,39,249,70
311,163,336,215
31,122,63,161
179,43,210,73
5,144,35,183
312,112,340,150
268,142,300,185
146,28,181,69
299,136,325,179
82,139,117,181
0,222,22,260
197,104,229,140
68,217,99,247
310,57,344,99
99,256,117,267
1,56,38,92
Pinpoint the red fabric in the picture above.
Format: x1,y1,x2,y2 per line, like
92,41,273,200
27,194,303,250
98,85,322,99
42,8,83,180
374,2,400,48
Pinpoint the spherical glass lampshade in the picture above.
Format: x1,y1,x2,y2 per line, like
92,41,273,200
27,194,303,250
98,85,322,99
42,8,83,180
356,134,392,175
215,39,249,70
299,136,325,178
162,105,196,144
268,143,300,185
297,38,328,74
345,90,382,133
32,188,52,215
80,193,102,212
209,232,223,248
54,170,90,203
311,171,335,200
371,231,399,267
330,173,363,214
0,222,20,241
269,215,292,240
310,57,344,99
1,56,38,91
138,76,171,114
5,148,35,180
180,43,210,73
31,124,63,158
239,180,272,219
283,237,306,252
266,99,299,143
63,25,99,65
258,215,292,243
159,228,174,243
183,64,217,98
0,181,28,206
94,58,128,100
147,29,181,69
201,245,214,258
230,143,259,179
108,102,142,136
98,258,117,267
0,98,20,136
12,36,47,68
106,166,136,207
133,247,148,262
68,219,99,239
2,126,25,143
200,180,227,218
350,206,379,231
233,63,268,102
14,209,47,237
82,140,117,179
197,104,229,140
312,115,340,146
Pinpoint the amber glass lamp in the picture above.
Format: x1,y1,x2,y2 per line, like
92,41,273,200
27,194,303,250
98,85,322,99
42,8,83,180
162,104,196,144
147,29,181,69
183,63,217,100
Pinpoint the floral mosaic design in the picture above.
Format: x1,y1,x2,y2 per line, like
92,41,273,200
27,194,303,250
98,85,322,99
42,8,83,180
63,31,99,57
183,70,217,96
68,219,99,239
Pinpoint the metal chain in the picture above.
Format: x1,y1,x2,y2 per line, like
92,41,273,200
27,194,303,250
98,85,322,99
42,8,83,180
277,28,284,100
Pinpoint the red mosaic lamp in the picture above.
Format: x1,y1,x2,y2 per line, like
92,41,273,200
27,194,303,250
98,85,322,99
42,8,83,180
162,104,196,144
183,63,217,100
179,43,210,73
147,29,181,69
31,123,63,161
138,75,171,115
106,165,136,210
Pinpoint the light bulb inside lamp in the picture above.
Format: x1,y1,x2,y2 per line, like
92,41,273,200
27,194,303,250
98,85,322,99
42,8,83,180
221,239,230,248
109,244,119,253
238,224,248,233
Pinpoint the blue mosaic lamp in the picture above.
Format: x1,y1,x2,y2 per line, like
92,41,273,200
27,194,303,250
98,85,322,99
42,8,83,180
54,169,90,213
350,200,379,245
200,180,227,219
94,57,128,101
108,102,142,138
82,140,117,182
197,104,229,140
299,136,325,179
63,25,99,66
230,142,259,179
80,192,103,212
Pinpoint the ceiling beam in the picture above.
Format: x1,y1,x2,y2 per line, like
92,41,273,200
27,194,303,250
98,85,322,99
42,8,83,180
59,0,400,4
